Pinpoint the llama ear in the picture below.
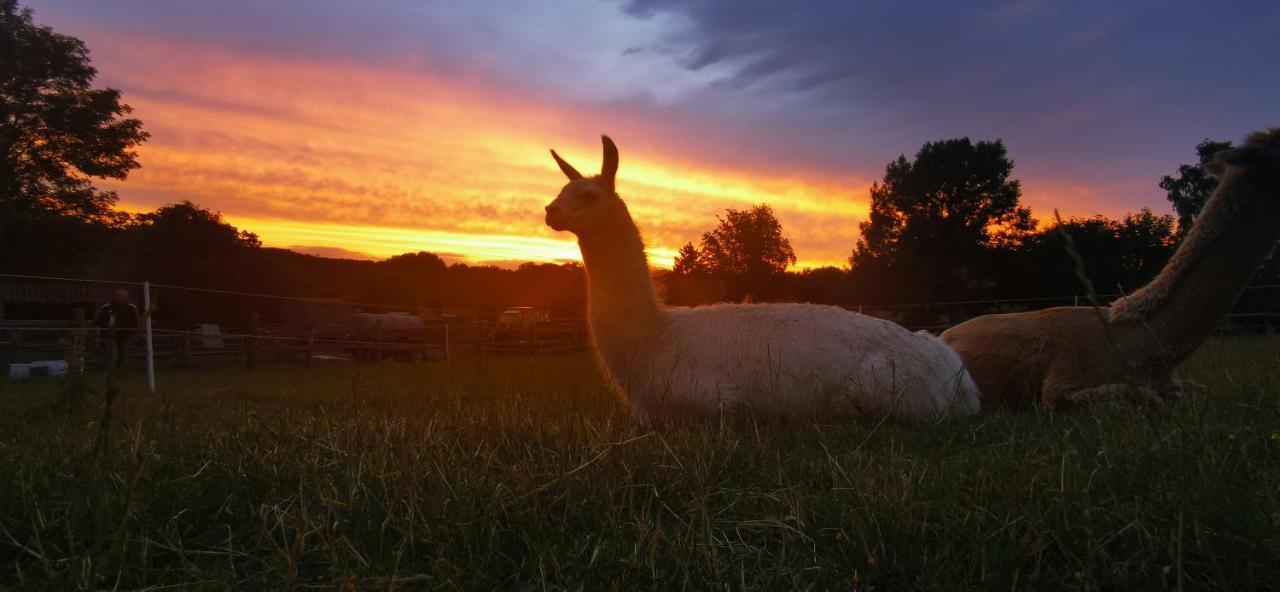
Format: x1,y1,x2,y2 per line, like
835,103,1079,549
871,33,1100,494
550,149,583,181
601,135,619,189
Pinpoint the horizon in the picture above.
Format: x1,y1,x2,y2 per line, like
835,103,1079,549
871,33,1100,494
23,0,1280,268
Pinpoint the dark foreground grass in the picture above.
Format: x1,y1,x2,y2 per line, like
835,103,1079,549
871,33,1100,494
1,338,1278,590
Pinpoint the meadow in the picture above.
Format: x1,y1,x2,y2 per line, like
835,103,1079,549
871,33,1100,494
1,338,1278,590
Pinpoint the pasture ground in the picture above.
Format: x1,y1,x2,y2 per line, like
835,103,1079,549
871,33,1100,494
1,337,1278,590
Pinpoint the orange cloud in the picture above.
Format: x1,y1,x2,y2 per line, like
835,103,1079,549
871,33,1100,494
92,35,866,269
1020,178,1157,222
93,33,1150,272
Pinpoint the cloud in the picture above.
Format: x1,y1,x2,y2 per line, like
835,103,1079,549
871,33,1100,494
88,35,863,267
287,245,380,261
25,0,1280,268
29,0,721,105
622,0,1280,184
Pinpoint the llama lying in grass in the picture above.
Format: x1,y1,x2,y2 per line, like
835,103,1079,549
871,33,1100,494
544,135,981,422
941,127,1280,409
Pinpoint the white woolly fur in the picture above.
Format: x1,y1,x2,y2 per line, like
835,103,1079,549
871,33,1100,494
605,303,981,422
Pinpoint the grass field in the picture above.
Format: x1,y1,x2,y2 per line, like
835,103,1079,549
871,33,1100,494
1,337,1278,590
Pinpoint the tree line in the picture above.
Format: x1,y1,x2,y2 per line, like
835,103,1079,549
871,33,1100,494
2,1,1274,326
667,136,1272,310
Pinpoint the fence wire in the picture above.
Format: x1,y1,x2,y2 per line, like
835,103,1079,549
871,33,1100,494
5,271,1280,313
3,272,1278,384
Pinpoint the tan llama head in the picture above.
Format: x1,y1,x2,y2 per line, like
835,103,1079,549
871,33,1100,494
1207,127,1280,178
544,135,623,237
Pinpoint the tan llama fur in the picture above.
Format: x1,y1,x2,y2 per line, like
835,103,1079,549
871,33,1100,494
941,127,1280,409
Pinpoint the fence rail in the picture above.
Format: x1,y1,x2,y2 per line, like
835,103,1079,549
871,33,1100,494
3,272,1279,386
2,319,590,369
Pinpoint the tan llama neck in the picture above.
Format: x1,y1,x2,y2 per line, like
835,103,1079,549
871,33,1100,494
1111,165,1280,364
577,209,665,333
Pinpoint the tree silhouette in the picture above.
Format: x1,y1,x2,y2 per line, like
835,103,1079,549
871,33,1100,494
674,205,796,299
382,251,448,275
1159,138,1233,233
1010,208,1176,300
697,205,796,276
671,242,707,276
851,138,1032,301
131,202,260,286
1115,208,1178,275
790,266,850,303
0,0,148,221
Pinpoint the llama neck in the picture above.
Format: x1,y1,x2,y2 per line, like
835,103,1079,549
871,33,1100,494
1111,171,1280,362
578,213,665,338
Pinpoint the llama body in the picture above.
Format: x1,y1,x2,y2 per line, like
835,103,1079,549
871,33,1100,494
546,135,980,422
941,127,1280,409
600,303,978,421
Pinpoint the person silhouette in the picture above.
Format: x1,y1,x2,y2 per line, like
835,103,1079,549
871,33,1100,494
94,288,140,370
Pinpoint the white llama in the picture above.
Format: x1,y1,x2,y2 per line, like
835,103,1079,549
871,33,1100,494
544,135,981,422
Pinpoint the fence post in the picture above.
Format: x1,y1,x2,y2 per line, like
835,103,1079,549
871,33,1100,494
444,322,451,364
305,325,315,367
245,312,259,370
143,281,156,393
420,325,429,363
176,329,189,368
70,307,86,377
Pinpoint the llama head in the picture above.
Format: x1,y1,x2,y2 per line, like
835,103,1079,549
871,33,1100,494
545,135,624,236
1208,127,1280,178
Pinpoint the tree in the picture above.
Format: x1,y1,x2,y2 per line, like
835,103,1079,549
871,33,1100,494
696,205,796,276
131,202,260,287
0,1,148,221
790,266,850,304
382,251,448,275
671,242,706,276
675,204,796,299
1115,208,1178,276
134,201,260,249
1159,139,1233,233
1015,209,1177,299
850,137,1032,301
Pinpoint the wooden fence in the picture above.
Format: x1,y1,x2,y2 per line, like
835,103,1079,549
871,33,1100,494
1,317,590,371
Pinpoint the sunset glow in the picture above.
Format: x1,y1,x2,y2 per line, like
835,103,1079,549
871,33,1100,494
29,0,1279,268
85,36,867,268
212,215,681,269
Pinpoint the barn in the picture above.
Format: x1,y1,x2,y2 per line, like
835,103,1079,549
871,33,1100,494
0,276,140,321
0,276,142,368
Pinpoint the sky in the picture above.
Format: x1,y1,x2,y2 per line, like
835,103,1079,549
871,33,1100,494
25,0,1280,268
